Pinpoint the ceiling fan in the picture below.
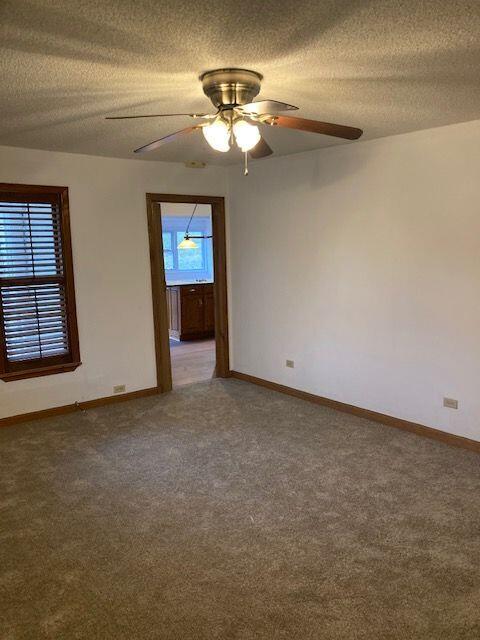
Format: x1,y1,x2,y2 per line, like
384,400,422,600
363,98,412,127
106,68,363,174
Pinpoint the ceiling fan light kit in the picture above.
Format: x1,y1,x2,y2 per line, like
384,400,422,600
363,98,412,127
233,120,261,152
107,68,363,175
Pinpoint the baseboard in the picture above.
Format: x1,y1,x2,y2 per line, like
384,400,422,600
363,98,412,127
230,370,480,454
4,373,479,455
0,386,161,428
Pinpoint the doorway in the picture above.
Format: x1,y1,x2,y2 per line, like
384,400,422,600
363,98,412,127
146,194,229,392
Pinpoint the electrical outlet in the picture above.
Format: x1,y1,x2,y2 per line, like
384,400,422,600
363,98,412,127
113,384,126,394
443,397,458,409
286,360,295,368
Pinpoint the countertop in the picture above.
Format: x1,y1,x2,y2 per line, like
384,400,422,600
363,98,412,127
166,281,213,286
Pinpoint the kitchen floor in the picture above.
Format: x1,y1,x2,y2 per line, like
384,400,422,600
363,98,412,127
170,338,215,386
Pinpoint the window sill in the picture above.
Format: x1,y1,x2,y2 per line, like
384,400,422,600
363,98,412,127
0,361,82,382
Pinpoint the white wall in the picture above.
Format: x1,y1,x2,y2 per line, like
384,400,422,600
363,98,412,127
228,120,480,441
0,145,226,418
2,121,479,441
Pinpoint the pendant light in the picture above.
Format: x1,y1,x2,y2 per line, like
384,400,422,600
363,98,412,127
177,236,198,249
177,203,212,249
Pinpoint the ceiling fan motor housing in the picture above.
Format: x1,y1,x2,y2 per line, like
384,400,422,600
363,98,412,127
199,68,263,109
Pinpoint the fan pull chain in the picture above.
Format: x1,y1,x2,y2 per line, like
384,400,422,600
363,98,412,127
244,151,249,176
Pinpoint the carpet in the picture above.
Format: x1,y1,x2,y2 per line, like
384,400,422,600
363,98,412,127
1,378,479,639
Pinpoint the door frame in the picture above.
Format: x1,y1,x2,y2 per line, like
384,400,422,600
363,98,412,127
146,193,229,392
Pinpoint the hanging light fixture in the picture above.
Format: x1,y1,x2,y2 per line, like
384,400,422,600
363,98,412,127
178,235,198,249
177,203,213,249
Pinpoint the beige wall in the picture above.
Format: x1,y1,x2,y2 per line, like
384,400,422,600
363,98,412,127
227,120,480,441
0,146,227,418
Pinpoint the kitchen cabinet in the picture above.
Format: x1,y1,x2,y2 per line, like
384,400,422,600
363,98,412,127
167,283,215,340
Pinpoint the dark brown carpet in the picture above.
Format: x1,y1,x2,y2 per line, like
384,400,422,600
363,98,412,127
1,379,479,639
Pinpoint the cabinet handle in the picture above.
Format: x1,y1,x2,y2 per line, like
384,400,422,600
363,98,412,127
199,298,203,306
189,288,196,292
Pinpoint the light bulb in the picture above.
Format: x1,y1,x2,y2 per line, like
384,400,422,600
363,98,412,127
202,119,230,152
233,119,261,152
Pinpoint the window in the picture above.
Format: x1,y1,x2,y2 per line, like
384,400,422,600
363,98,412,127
0,184,80,381
162,231,206,272
177,232,205,270
161,216,213,283
162,232,174,270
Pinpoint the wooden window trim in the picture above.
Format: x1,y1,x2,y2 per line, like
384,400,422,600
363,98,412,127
0,183,81,382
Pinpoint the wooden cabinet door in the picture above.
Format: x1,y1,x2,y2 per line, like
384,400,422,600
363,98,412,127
181,294,204,333
204,292,215,332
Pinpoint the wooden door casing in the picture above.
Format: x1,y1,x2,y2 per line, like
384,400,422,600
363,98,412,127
146,194,229,391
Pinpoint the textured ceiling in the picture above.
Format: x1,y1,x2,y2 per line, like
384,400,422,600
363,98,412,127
0,0,479,165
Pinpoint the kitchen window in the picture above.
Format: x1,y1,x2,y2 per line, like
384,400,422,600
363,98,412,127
161,216,213,283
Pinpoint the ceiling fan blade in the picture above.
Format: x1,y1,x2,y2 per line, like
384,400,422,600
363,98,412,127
134,126,201,154
106,113,214,120
269,115,363,140
237,100,298,115
249,136,273,159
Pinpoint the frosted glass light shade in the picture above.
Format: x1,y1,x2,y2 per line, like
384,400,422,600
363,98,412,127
202,119,230,152
178,235,198,249
233,119,261,152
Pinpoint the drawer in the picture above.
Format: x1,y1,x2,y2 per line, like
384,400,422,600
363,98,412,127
180,284,213,296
